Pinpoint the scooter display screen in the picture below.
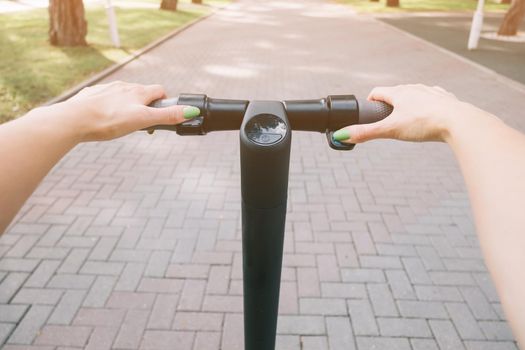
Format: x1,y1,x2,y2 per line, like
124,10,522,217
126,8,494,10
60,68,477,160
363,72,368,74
245,114,288,146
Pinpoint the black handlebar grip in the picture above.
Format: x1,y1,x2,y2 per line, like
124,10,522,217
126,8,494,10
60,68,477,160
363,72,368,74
357,99,394,124
149,97,179,109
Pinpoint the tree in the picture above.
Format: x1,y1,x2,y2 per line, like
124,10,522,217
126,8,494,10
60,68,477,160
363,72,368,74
49,0,87,46
498,0,525,35
386,0,400,6
160,0,178,11
192,0,203,4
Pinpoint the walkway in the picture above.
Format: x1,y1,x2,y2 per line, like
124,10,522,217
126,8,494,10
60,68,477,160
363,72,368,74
380,12,525,85
1,0,524,349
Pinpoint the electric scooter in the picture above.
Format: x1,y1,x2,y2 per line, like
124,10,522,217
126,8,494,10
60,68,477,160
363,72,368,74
146,94,393,350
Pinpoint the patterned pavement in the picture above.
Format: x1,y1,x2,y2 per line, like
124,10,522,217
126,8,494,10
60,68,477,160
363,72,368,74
1,0,525,349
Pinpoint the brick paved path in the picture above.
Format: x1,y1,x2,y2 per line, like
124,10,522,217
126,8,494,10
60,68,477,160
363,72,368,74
1,0,525,349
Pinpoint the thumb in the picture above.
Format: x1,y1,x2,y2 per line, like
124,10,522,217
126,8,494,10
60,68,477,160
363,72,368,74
333,118,394,144
143,105,201,128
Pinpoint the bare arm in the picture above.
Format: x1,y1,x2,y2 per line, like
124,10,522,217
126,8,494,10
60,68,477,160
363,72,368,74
0,81,199,233
334,84,525,346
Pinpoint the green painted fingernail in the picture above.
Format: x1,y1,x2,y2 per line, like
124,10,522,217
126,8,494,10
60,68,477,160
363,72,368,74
183,106,200,119
333,129,350,141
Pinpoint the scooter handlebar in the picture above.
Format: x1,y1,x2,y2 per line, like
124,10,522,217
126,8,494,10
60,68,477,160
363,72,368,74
145,94,393,150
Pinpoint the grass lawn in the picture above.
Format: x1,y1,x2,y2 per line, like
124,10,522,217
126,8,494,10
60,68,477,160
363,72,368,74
0,0,225,123
338,0,510,13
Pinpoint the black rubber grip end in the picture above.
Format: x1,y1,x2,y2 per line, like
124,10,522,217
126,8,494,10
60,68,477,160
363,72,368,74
357,99,393,124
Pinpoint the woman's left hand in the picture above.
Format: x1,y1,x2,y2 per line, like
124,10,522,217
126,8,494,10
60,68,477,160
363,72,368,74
61,81,200,142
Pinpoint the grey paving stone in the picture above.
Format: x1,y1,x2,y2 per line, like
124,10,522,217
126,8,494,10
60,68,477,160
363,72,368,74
114,262,145,291
377,317,432,337
47,274,95,290
301,336,328,350
402,257,432,284
0,323,15,346
316,255,340,282
173,312,223,331
85,326,119,350
202,295,243,313
88,237,118,261
429,319,466,350
0,259,39,273
385,269,416,299
194,331,221,350
320,282,366,299
8,305,53,344
367,283,398,317
34,325,92,347
356,336,411,350
144,250,171,277
278,281,298,314
275,335,300,350
479,320,515,341
73,308,126,327
24,260,61,288
0,305,29,323
147,294,178,329
326,317,355,350
277,316,325,335
445,302,485,340
58,248,90,274
346,299,379,336
5,236,39,258
12,288,63,305
221,313,243,350
113,309,149,349
0,273,29,303
341,268,385,283
297,268,321,297
397,300,448,319
299,298,346,316
48,290,87,325
415,285,463,302
80,261,124,276
141,330,194,350
106,291,155,310
82,276,117,308
460,286,499,320
429,271,476,286
178,279,206,311
464,341,518,350
411,338,440,350
137,277,183,293
206,265,231,294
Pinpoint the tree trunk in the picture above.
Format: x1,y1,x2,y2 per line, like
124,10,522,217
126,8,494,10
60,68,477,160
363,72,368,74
192,0,203,4
501,0,511,4
386,0,400,6
160,0,178,11
49,0,87,46
370,0,380,3
498,0,525,35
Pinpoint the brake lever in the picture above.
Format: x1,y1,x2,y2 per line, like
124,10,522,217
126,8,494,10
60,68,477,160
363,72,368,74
325,131,355,151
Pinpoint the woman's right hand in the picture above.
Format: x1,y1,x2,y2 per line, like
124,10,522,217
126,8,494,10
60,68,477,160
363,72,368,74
333,84,490,144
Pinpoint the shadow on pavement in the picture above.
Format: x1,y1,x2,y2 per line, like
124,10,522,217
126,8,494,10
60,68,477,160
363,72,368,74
379,13,525,85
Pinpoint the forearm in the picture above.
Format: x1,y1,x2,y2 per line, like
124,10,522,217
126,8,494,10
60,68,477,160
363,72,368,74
0,104,80,233
446,107,525,345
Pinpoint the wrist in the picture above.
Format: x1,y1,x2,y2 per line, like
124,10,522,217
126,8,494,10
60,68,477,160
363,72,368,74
26,102,84,146
444,102,503,146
